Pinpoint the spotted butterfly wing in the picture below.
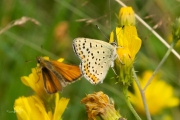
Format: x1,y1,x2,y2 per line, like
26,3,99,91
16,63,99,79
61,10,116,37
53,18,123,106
72,38,117,84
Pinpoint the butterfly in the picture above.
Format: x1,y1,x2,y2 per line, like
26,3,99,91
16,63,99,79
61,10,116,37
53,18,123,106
72,38,118,84
36,56,81,94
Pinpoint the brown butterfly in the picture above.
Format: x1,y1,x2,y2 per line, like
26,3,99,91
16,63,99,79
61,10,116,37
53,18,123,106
36,56,81,94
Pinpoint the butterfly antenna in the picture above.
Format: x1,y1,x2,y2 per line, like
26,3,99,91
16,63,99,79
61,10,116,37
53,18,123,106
95,25,109,41
40,45,44,57
25,60,32,63
41,45,44,53
108,0,111,31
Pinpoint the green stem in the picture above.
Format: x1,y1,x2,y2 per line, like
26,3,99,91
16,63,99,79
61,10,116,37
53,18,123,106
133,68,152,120
123,86,142,120
132,41,175,120
143,41,175,91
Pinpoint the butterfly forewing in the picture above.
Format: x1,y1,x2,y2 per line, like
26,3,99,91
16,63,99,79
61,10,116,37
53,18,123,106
50,60,81,82
73,38,117,84
42,67,62,93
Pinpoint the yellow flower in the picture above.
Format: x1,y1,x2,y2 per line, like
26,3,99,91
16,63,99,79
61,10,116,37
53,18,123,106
14,56,69,120
112,26,141,64
81,91,125,120
128,71,179,115
14,94,69,120
110,26,141,85
118,7,135,26
21,68,47,98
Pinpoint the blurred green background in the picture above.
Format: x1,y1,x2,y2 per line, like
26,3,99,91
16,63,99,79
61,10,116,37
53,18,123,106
0,0,180,119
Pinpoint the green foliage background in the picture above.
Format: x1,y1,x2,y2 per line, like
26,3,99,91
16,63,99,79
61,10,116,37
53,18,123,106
0,0,179,119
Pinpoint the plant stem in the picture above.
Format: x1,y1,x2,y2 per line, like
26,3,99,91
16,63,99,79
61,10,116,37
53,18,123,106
133,68,152,120
143,42,175,91
133,41,175,119
123,86,142,120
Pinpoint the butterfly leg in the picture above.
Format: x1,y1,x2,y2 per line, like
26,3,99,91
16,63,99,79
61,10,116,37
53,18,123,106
111,67,117,75
110,61,117,75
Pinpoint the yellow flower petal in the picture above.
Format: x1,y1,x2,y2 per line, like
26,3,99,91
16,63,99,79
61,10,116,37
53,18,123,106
119,7,135,26
21,68,47,97
14,96,49,120
53,93,70,120
57,58,64,62
128,71,179,115
14,94,69,120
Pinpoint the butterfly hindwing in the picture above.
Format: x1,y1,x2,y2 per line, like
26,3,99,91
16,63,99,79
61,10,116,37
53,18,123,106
41,67,62,93
73,38,117,84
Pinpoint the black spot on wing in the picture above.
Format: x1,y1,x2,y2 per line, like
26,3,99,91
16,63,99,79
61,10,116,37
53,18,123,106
90,43,92,48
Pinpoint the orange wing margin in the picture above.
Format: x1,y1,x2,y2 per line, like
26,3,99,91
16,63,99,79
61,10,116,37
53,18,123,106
50,60,81,82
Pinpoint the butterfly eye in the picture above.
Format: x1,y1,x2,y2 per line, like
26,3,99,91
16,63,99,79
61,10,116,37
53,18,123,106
38,59,41,63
